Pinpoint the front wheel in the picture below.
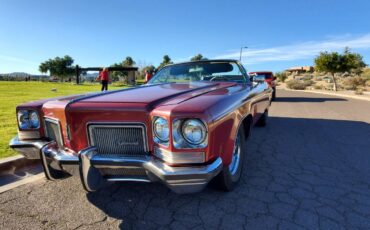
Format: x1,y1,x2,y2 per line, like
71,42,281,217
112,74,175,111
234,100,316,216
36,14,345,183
214,124,247,191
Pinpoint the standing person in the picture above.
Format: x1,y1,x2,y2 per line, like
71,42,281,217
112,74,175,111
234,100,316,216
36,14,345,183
145,69,153,83
98,67,109,91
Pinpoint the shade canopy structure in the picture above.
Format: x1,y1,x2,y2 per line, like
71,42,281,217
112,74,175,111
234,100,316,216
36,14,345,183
75,65,138,85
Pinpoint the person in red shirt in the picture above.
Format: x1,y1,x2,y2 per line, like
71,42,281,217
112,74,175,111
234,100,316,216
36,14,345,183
145,69,153,83
98,67,110,91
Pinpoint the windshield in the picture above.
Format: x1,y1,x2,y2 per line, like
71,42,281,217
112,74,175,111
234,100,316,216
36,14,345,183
149,62,247,84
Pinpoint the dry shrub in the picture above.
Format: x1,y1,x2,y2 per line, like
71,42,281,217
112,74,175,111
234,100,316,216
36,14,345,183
286,80,310,90
355,88,364,95
314,84,323,90
342,77,366,90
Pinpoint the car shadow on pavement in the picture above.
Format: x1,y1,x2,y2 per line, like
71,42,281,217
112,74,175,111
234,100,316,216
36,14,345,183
274,97,347,103
85,117,370,229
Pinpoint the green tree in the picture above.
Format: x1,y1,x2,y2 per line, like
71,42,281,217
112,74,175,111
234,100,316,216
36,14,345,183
158,55,173,69
342,47,366,76
190,54,207,61
109,56,136,82
122,56,136,67
39,55,75,81
314,48,366,91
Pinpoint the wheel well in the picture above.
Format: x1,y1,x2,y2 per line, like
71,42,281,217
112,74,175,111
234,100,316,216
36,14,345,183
241,114,253,139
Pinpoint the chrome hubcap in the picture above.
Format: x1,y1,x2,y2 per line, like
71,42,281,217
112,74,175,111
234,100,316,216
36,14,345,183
229,133,241,175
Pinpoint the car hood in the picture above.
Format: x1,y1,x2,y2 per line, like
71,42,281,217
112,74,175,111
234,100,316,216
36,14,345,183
77,82,237,106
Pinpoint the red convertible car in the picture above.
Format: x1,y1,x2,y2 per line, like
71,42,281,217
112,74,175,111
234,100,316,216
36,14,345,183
10,60,272,194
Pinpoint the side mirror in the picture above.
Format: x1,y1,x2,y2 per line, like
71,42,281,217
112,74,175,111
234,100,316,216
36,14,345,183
249,73,256,82
252,75,266,83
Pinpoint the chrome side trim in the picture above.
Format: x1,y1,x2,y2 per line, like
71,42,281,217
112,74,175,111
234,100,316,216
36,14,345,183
106,178,151,182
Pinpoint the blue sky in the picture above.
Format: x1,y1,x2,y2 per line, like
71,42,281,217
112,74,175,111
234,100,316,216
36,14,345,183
1,0,370,74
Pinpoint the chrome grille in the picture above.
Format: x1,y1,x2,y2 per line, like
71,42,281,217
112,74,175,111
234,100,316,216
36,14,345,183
44,118,63,148
88,124,148,157
99,168,147,177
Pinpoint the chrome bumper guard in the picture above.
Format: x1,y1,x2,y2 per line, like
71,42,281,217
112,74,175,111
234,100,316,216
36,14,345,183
9,136,223,194
9,136,49,159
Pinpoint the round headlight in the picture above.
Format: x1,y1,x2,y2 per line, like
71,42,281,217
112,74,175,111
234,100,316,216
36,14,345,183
154,117,169,142
182,119,207,145
18,110,30,129
30,111,40,128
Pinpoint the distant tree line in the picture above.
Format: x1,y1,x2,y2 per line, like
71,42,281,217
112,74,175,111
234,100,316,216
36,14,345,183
39,55,75,82
36,53,208,82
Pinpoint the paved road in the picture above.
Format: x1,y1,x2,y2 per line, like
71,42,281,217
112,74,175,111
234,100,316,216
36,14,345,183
1,89,370,229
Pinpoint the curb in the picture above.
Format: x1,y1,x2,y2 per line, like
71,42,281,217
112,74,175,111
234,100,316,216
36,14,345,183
278,87,370,102
0,155,40,176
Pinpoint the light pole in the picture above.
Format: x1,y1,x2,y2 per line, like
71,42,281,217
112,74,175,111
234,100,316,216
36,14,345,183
239,46,248,62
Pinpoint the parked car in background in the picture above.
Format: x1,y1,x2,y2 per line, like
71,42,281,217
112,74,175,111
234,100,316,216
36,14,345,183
249,71,276,100
10,60,272,194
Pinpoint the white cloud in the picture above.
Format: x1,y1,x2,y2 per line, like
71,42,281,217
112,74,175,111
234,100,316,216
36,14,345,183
214,34,370,65
0,54,36,64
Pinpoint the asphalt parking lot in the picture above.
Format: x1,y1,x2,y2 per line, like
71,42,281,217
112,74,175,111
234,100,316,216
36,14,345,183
1,89,370,229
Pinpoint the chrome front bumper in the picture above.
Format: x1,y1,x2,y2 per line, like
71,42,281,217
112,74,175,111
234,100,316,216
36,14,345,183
9,136,223,194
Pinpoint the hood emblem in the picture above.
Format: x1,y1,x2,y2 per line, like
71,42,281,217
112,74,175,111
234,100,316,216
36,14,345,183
116,138,139,146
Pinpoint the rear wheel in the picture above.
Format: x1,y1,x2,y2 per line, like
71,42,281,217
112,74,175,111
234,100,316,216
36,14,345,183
214,124,247,191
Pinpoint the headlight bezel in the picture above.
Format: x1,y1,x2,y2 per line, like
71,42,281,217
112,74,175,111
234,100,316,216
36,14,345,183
153,116,170,144
181,119,207,145
173,118,208,149
29,111,40,129
17,110,40,130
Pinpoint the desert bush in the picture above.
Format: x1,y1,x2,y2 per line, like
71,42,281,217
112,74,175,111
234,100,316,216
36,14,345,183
303,80,314,86
361,68,370,80
302,74,313,81
314,84,323,90
286,80,310,90
275,72,287,82
341,76,366,90
355,88,364,95
315,76,323,81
